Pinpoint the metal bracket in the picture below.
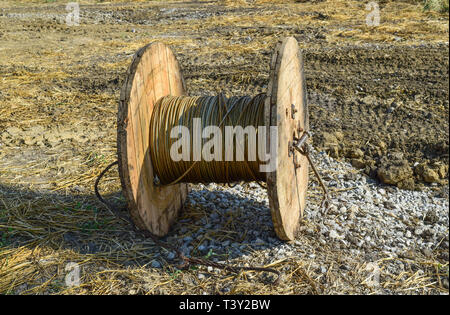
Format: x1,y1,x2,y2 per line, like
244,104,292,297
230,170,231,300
291,104,298,119
293,131,310,153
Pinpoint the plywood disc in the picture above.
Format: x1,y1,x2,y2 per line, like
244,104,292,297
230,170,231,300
266,37,309,241
117,42,188,237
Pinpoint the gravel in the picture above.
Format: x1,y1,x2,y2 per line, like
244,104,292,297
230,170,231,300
166,148,448,292
151,260,161,268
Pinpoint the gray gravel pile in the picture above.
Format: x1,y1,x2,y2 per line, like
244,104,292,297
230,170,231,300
156,148,449,292
303,150,448,261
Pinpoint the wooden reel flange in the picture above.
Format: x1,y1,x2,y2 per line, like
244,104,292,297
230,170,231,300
117,37,308,241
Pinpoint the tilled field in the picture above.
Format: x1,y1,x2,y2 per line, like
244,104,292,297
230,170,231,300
0,0,448,294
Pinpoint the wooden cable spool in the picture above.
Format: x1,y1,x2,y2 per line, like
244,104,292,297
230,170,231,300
117,37,308,241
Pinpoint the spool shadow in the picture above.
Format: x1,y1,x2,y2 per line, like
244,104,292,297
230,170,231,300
0,178,282,269
134,132,282,264
166,187,283,259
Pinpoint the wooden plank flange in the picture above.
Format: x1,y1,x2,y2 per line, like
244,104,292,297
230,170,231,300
266,37,309,240
117,42,188,237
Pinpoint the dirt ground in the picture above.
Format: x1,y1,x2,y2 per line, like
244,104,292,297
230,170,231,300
0,0,448,294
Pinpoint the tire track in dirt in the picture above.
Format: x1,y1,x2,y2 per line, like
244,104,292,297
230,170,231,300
305,44,449,190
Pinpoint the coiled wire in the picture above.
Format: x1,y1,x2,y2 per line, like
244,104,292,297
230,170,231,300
149,93,268,185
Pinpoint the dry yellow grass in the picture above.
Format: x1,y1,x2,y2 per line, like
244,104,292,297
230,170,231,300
0,0,448,295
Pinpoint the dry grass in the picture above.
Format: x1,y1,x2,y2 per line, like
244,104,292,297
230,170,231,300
424,0,449,13
1,176,447,294
0,0,448,294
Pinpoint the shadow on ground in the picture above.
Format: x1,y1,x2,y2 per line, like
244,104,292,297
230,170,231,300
0,181,281,269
